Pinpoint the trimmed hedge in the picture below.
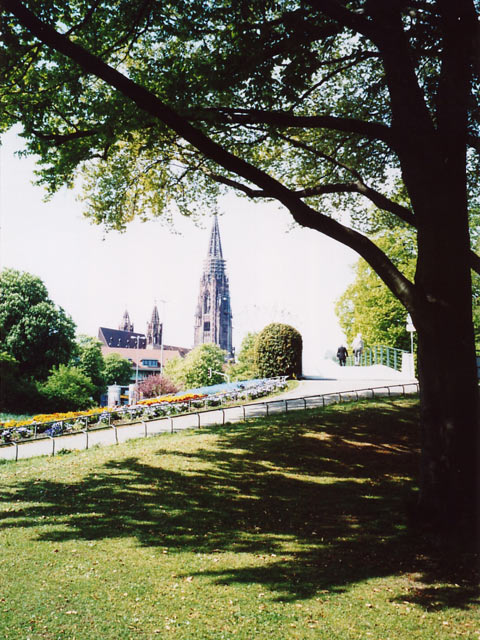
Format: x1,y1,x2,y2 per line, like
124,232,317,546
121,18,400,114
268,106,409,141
255,323,302,378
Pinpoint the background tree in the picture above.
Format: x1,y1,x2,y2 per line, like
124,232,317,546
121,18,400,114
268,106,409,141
255,323,303,379
336,229,417,350
164,344,227,390
103,352,133,386
72,335,106,402
183,344,227,389
137,374,178,399
226,332,259,381
0,352,40,413
0,268,76,380
1,1,479,541
37,364,95,412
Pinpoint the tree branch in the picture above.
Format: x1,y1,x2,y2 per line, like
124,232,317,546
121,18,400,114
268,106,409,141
3,0,419,309
198,107,396,147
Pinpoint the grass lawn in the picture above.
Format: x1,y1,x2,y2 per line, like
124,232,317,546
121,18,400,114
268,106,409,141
0,397,478,640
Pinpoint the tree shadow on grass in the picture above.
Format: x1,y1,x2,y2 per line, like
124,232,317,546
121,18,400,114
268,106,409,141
0,400,478,607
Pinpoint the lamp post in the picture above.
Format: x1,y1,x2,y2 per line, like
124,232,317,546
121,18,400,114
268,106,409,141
406,313,415,355
135,334,140,402
405,313,416,378
159,299,167,374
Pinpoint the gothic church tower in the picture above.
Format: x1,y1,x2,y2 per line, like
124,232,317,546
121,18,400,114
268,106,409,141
146,304,162,348
194,216,233,358
119,309,134,332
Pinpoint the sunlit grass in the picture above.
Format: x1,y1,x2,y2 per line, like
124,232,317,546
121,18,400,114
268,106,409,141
0,397,478,639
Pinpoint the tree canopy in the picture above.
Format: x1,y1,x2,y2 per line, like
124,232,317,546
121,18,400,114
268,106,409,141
103,352,134,386
0,268,76,380
336,228,417,350
164,344,227,390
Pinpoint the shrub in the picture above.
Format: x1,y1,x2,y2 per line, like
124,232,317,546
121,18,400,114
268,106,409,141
36,365,96,412
137,374,179,399
255,323,302,378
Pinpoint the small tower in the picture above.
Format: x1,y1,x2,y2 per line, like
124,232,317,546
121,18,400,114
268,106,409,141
194,215,233,358
147,303,162,348
119,309,134,332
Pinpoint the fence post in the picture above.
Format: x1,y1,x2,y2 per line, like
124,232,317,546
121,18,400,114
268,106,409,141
266,403,269,417
51,436,55,456
222,409,225,425
84,429,89,450
15,441,19,462
170,417,174,434
197,413,201,429
242,405,246,421
285,400,288,413
112,424,118,444
303,398,307,410
143,421,148,437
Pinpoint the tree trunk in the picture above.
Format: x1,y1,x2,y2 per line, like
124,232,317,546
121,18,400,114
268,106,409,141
414,272,479,548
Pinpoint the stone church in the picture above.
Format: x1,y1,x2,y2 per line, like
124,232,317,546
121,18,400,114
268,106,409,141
194,215,233,359
98,215,234,381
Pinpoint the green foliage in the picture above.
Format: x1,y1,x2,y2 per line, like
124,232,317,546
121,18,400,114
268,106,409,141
0,268,76,380
164,344,227,390
37,364,95,412
183,344,227,388
336,229,417,351
73,335,106,401
103,352,133,386
227,332,259,381
0,351,40,413
255,323,302,379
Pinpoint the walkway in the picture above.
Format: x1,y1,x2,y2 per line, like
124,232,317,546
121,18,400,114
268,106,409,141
0,363,417,463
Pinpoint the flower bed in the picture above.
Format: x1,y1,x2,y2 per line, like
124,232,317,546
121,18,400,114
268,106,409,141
0,378,287,444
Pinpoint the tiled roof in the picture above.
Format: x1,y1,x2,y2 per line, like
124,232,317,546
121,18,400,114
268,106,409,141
98,327,147,349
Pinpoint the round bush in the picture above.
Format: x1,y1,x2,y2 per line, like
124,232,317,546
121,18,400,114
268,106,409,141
255,323,302,378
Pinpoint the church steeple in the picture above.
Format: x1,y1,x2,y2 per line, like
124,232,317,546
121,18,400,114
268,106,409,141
208,214,223,259
147,303,162,348
194,216,233,358
119,309,134,332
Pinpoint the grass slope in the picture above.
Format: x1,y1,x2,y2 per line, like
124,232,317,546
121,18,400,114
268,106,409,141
0,398,478,640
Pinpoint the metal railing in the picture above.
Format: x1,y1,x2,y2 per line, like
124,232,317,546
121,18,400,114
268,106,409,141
0,381,419,462
345,345,408,371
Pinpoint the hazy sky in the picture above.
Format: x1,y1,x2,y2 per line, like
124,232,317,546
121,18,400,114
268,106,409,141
0,127,357,371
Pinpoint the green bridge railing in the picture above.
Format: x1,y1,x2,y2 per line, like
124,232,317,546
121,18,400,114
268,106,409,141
345,345,409,371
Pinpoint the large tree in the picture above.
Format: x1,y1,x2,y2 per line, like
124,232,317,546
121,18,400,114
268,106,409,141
1,1,479,543
0,268,76,380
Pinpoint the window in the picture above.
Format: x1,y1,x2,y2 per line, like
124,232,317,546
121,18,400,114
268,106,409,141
204,321,210,332
141,359,159,367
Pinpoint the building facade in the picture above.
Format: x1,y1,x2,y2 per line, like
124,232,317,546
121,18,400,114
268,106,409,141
193,215,233,358
98,305,188,382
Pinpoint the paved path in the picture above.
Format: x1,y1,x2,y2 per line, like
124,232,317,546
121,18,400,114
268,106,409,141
0,365,418,462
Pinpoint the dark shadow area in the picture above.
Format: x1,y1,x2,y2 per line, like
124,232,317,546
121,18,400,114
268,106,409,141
1,400,478,606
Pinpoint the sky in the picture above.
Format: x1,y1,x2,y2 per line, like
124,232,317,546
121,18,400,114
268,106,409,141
0,126,358,372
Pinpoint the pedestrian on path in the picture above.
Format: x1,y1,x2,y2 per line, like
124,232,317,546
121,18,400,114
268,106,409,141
336,345,348,366
352,333,364,365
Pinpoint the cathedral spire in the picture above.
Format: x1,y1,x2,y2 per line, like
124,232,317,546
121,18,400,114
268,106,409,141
208,214,223,259
194,216,233,358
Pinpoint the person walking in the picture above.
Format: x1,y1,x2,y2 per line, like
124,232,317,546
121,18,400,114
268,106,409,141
352,333,364,365
337,344,348,366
